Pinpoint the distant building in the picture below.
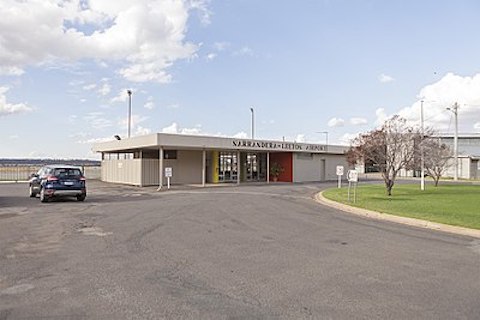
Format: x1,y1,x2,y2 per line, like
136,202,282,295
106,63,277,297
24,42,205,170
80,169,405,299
437,134,480,180
401,134,480,180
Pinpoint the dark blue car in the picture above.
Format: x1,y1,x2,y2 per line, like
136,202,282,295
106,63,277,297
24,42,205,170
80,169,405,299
29,165,87,202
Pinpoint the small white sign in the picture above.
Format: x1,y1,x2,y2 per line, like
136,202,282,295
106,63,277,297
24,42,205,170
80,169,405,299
165,167,172,177
336,165,344,176
347,169,358,182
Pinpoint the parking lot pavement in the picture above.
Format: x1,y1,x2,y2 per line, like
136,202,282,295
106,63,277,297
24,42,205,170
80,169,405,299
1,181,480,319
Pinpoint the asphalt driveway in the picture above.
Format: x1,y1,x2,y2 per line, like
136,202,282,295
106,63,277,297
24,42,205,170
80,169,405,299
0,181,479,319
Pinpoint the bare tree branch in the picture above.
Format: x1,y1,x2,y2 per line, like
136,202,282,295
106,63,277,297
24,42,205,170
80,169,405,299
347,116,419,196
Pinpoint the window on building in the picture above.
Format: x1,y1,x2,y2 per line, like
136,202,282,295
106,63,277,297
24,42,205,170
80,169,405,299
164,150,177,159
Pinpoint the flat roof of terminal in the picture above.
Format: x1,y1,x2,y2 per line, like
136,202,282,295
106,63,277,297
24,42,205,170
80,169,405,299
92,133,347,155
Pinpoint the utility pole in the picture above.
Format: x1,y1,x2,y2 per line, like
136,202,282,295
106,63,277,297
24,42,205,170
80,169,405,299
127,90,132,138
447,103,459,181
420,100,425,190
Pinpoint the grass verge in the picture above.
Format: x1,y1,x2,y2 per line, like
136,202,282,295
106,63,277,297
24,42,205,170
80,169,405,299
323,184,480,230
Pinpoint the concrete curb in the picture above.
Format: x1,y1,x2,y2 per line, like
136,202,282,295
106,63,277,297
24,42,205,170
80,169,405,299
314,191,480,239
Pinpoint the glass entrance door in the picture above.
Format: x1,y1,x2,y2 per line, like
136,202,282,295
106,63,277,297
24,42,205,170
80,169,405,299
245,153,267,182
218,152,238,183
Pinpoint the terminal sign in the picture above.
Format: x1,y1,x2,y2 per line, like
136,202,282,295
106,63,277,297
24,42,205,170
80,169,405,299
165,167,172,178
232,140,325,152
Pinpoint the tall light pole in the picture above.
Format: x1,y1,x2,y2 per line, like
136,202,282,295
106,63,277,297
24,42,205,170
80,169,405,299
420,100,425,190
447,102,459,181
250,107,255,140
127,89,132,138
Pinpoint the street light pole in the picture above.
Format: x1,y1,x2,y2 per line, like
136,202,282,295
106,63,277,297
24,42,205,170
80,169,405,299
447,102,459,181
250,107,254,140
420,100,425,190
127,90,132,138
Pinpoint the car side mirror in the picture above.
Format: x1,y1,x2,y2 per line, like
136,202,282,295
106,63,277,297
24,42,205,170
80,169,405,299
30,173,39,178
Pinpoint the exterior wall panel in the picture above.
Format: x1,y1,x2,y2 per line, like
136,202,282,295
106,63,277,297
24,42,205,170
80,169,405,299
293,154,348,182
161,150,203,185
101,159,142,185
269,152,292,182
176,150,203,184
293,154,320,182
142,159,159,186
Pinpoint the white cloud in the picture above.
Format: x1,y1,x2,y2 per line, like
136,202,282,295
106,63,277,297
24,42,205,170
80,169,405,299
378,73,395,83
0,66,25,76
350,117,368,126
98,61,109,68
327,117,345,127
77,136,115,144
213,41,230,51
338,133,361,145
82,83,97,90
206,53,217,61
166,103,180,109
161,122,252,139
143,97,155,110
118,114,149,130
161,122,205,135
396,72,480,132
374,108,388,126
233,131,248,139
261,119,275,125
0,87,33,117
0,0,209,82
110,89,131,103
182,127,203,135
162,122,180,134
9,134,19,139
474,122,480,131
295,134,306,142
134,125,151,136
233,46,254,57
97,83,111,96
83,112,112,129
187,0,212,25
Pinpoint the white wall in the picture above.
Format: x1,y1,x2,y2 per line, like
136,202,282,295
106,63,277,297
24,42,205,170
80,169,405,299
101,159,142,185
293,153,348,182
444,157,472,179
470,160,478,180
142,159,159,186
163,150,203,185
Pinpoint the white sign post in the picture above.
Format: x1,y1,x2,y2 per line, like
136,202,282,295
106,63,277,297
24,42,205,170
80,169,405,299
347,169,358,203
165,167,172,190
336,165,344,188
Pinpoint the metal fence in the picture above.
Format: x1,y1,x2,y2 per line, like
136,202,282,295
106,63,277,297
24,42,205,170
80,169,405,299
0,164,101,182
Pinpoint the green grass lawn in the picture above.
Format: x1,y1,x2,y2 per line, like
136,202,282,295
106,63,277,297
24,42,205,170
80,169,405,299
323,184,480,230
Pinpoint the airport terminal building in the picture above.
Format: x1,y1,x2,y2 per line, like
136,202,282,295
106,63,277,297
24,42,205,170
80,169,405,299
92,133,349,187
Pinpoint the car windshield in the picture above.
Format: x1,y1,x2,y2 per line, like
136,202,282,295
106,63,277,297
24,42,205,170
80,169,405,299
53,168,82,178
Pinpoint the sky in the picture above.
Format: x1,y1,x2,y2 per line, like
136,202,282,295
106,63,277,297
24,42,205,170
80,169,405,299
1,0,480,159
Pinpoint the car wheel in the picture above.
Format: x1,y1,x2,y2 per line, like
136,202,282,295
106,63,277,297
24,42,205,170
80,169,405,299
77,194,86,202
29,185,36,198
40,188,48,203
